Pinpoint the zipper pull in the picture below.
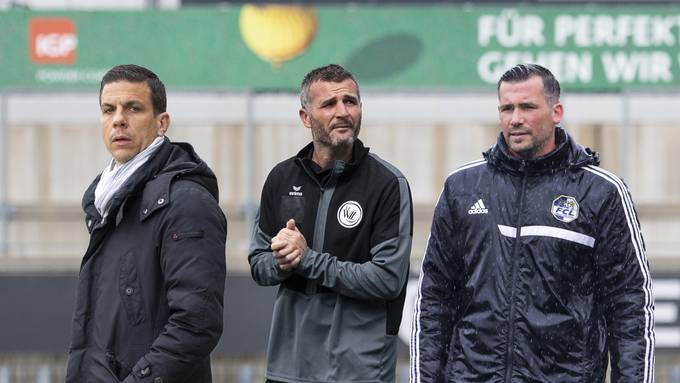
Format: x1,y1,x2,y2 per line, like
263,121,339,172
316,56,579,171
519,160,527,172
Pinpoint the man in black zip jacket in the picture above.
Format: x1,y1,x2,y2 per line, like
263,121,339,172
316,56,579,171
66,64,227,382
410,64,655,382
249,64,413,383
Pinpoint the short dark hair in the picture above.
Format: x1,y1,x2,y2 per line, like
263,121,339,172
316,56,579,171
497,63,560,105
99,64,166,115
300,64,360,108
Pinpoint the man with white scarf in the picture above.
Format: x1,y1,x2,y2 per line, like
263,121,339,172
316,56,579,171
66,64,227,383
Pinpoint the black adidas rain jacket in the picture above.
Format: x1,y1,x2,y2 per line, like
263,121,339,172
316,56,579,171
410,128,655,383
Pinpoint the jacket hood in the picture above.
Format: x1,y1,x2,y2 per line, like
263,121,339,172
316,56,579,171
483,126,599,175
156,140,219,200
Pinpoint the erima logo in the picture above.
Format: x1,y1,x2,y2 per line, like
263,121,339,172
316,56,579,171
468,199,489,215
552,195,579,223
289,185,303,196
337,201,363,228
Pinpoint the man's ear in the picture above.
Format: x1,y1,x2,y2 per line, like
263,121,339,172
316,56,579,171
157,112,170,136
299,108,311,129
552,102,563,125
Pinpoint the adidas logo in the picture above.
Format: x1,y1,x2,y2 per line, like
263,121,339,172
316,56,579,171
468,199,489,215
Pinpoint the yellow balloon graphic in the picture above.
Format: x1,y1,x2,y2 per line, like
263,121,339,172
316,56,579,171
239,4,317,69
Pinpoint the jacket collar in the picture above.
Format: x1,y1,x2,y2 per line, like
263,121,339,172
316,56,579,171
82,139,174,229
83,138,218,229
295,139,370,179
483,127,599,175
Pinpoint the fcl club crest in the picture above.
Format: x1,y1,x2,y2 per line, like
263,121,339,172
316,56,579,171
551,195,579,223
337,201,363,228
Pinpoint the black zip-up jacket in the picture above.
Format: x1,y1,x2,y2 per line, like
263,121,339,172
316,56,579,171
66,139,227,383
250,139,413,382
410,128,655,383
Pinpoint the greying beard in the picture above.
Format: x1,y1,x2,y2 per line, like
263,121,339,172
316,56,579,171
313,132,355,150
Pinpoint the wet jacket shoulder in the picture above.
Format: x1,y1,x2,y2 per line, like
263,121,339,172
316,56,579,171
66,138,227,383
411,128,654,383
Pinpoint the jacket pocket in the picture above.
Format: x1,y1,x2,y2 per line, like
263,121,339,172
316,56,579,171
106,350,130,381
119,250,145,325
280,195,305,224
170,230,204,241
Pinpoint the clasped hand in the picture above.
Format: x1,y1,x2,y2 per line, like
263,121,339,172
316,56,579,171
271,219,308,271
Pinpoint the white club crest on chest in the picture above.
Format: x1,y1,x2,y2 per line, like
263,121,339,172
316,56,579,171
551,195,579,223
337,201,363,228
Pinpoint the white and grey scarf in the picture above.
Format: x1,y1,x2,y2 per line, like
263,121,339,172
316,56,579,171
94,136,165,218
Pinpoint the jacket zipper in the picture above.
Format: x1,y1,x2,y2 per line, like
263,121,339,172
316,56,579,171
504,161,528,383
305,161,342,295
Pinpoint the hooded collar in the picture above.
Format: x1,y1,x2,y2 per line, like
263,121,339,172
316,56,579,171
483,127,599,176
83,138,219,229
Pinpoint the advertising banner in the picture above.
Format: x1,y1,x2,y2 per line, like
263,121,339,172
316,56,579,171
2,5,680,91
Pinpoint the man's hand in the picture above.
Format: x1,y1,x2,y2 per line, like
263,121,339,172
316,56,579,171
271,219,308,271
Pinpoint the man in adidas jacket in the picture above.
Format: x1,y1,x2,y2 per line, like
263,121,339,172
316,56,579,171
411,64,655,382
249,64,413,383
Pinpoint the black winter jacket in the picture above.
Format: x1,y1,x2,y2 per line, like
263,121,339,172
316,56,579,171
410,128,654,383
66,139,227,383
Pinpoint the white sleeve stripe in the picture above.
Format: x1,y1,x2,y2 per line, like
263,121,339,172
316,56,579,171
585,165,655,383
410,159,487,383
586,169,653,306
443,159,487,179
410,234,431,383
587,167,655,382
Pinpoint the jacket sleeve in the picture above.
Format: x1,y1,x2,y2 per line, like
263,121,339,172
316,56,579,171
410,180,461,383
248,209,294,285
124,185,227,383
594,181,655,383
248,173,294,286
292,177,412,301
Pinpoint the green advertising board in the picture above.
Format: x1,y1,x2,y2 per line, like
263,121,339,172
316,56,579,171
2,4,680,91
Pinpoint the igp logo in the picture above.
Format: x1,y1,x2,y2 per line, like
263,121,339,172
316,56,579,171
29,17,78,64
551,195,579,223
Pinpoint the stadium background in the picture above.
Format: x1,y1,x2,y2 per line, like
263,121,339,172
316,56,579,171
1,0,680,381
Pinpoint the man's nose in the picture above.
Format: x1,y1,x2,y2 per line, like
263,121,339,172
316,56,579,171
510,109,523,126
335,102,349,117
112,107,127,128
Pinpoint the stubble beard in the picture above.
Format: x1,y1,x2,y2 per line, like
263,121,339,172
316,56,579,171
508,136,539,159
505,126,552,160
311,118,361,152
